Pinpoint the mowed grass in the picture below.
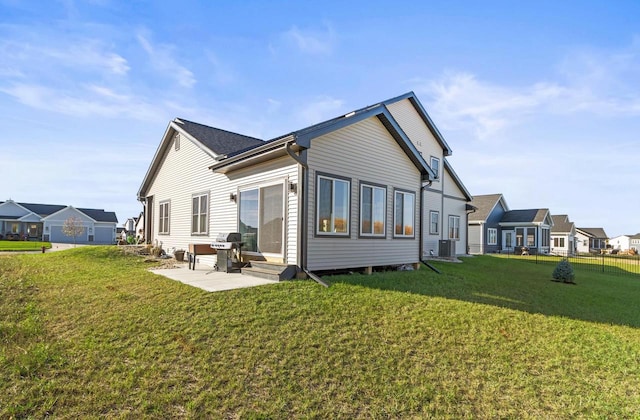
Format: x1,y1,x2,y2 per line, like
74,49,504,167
0,240,51,251
1,248,640,418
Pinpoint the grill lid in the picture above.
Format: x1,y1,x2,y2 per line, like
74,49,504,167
216,232,242,242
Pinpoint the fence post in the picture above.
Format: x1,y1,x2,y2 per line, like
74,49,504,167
602,253,605,273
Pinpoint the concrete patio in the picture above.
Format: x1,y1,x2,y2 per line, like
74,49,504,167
149,264,279,292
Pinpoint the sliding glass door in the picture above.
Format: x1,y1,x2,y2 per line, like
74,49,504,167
239,182,284,256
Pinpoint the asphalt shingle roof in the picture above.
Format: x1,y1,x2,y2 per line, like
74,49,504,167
175,118,264,156
469,194,504,222
1,202,118,223
577,227,608,238
551,215,574,233
77,208,119,223
501,209,549,224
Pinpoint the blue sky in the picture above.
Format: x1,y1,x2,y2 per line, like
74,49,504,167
2,0,639,237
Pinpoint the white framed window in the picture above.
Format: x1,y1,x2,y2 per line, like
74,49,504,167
191,192,209,235
448,215,460,240
394,190,415,238
159,201,170,235
430,156,440,180
360,183,386,237
488,228,497,245
429,211,439,234
316,173,350,236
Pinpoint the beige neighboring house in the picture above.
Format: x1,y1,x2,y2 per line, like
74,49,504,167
137,92,472,277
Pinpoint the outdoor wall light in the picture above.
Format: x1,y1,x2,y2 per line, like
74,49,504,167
289,182,298,194
230,192,237,202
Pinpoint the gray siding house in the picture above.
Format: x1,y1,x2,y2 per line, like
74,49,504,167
468,193,509,254
0,200,118,244
138,92,473,276
499,209,553,254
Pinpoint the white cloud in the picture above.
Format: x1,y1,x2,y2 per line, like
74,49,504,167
0,83,162,121
416,39,640,140
295,95,344,126
281,23,336,55
136,30,196,88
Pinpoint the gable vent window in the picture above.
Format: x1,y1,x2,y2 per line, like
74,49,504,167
174,134,180,151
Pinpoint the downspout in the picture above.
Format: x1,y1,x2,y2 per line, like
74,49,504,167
286,143,328,287
420,179,441,273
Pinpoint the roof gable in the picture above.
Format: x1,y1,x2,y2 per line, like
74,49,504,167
469,194,508,222
43,206,95,223
138,119,265,199
382,92,453,156
551,214,575,234
0,200,31,218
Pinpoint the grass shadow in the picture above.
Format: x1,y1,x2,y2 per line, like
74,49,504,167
328,256,640,328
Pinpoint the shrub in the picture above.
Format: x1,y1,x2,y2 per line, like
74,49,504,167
552,259,575,283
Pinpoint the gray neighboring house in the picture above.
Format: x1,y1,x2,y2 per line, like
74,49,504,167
468,193,509,254
0,199,118,244
550,214,576,256
499,209,553,254
576,227,608,254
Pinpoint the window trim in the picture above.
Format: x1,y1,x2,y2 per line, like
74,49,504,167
487,227,497,245
359,181,387,239
429,210,439,235
448,215,461,240
430,156,440,180
315,172,351,238
393,188,416,239
158,200,170,235
191,192,209,236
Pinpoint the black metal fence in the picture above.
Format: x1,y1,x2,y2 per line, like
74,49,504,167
470,245,640,278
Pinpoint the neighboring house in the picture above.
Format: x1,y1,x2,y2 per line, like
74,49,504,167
134,212,145,242
499,209,553,254
468,193,509,254
609,234,631,251
123,217,137,234
550,214,576,256
575,227,608,254
0,199,118,244
137,92,472,276
609,233,639,252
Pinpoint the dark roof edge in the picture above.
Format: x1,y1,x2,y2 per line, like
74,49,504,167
444,159,472,201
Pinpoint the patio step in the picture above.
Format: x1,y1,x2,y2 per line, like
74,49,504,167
241,262,297,281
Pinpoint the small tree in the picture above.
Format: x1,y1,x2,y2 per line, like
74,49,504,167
552,258,575,284
62,216,85,247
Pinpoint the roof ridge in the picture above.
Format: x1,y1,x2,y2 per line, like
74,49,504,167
175,118,264,142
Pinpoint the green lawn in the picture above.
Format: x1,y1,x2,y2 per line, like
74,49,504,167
0,240,51,252
1,248,639,418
